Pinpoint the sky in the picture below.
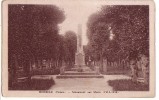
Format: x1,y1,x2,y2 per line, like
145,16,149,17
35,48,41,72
55,1,102,45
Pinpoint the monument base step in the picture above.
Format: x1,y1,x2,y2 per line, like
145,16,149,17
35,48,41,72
56,75,104,79
61,71,99,75
71,66,92,72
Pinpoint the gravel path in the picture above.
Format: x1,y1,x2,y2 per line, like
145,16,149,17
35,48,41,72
32,75,131,91
51,78,112,90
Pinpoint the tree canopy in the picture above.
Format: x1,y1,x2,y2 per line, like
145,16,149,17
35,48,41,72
87,5,149,62
63,31,77,67
9,5,65,61
8,5,66,82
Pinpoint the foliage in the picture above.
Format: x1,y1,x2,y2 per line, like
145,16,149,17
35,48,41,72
9,5,65,60
63,31,77,67
87,5,149,62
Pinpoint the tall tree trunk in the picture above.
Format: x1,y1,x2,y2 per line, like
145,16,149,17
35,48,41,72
51,58,53,68
103,59,107,74
37,59,41,69
100,52,103,73
10,54,18,87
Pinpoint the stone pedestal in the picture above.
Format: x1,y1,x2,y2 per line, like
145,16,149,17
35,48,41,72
75,53,85,67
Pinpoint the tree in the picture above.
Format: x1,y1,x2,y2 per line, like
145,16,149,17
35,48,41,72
87,5,149,74
63,31,77,68
8,5,65,88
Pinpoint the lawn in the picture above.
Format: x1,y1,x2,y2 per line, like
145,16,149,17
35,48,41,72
108,79,149,91
9,77,55,90
105,67,131,76
30,68,60,75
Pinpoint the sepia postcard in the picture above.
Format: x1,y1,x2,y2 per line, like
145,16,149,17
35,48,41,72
2,0,155,97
